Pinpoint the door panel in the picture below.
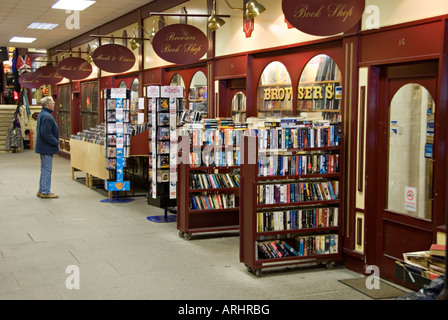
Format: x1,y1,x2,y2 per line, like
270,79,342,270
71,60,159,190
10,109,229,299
375,62,438,282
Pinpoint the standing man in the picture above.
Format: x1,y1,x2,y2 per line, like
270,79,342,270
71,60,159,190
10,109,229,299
35,96,59,199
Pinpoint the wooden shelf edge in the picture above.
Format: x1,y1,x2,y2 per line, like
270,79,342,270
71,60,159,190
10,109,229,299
187,208,240,214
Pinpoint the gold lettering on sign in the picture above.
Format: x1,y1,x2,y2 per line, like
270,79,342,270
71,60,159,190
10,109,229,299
161,44,182,53
166,32,196,41
398,38,406,46
293,2,355,23
294,4,324,18
96,54,111,61
297,85,335,100
183,43,202,55
264,88,293,101
327,4,354,22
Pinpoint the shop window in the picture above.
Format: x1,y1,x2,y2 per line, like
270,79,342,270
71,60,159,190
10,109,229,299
231,92,246,123
189,71,207,120
119,81,127,89
298,54,342,121
257,61,292,118
387,84,434,220
130,78,139,125
57,85,71,138
80,81,98,130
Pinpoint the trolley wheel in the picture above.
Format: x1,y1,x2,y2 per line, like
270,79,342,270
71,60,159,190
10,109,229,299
178,230,185,238
183,232,192,240
246,266,261,277
325,261,335,270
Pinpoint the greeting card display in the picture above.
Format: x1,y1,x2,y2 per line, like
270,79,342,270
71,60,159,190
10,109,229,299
104,88,131,193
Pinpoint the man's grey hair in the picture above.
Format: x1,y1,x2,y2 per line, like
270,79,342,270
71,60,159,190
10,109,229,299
41,96,54,108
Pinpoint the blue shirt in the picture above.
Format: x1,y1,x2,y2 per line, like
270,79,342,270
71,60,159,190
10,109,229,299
35,107,60,155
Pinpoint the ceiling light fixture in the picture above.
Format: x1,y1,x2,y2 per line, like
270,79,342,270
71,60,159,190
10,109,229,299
9,37,37,43
245,0,266,19
27,22,59,30
224,0,265,19
149,9,230,33
130,25,153,50
51,0,96,11
208,0,226,32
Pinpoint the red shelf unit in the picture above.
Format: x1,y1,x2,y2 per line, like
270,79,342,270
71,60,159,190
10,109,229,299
239,134,343,276
177,163,240,240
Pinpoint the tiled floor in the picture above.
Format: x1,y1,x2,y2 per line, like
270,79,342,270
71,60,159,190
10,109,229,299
0,150,410,300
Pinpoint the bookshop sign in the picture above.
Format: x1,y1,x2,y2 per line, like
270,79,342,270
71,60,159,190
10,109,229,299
92,44,135,73
35,66,63,85
19,72,42,89
57,57,92,80
152,24,208,64
282,0,365,36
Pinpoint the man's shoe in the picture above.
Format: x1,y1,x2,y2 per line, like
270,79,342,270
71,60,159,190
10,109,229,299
40,193,58,199
36,192,42,197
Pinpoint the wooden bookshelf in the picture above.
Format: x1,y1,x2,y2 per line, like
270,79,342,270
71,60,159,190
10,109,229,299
239,127,342,276
177,163,240,240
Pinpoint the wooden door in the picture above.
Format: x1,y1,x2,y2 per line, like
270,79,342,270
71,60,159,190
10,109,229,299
374,61,439,282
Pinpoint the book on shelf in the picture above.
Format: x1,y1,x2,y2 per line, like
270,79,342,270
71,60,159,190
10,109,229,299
157,169,170,182
257,240,298,259
252,123,341,150
257,181,338,205
107,147,117,158
157,98,169,111
157,127,170,140
257,207,338,232
293,234,338,257
188,149,242,167
189,193,236,210
158,154,170,168
157,141,170,154
430,244,446,258
158,113,170,126
258,154,339,177
189,173,240,190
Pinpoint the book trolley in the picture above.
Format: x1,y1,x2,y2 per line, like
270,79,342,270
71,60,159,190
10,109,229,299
176,120,246,239
239,120,343,276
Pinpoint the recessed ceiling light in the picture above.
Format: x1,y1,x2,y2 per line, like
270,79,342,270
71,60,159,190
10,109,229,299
51,0,96,11
27,22,59,30
9,37,37,43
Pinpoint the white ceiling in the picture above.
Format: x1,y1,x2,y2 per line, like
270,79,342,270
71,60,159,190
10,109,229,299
0,0,158,49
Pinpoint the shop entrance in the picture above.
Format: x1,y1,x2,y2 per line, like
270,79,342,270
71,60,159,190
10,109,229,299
372,61,439,282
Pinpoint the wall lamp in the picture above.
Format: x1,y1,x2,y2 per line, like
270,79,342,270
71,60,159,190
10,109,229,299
149,1,231,32
130,25,152,50
90,33,152,50
224,0,265,19
148,17,166,43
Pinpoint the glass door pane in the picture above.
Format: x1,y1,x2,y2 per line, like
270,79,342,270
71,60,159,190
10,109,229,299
387,84,435,219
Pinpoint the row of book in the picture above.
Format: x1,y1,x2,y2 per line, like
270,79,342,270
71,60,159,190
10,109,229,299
258,154,339,177
257,240,299,259
294,234,338,257
257,207,338,232
257,234,339,259
257,181,339,204
249,123,341,149
190,194,237,211
186,127,248,146
189,173,240,190
189,150,242,167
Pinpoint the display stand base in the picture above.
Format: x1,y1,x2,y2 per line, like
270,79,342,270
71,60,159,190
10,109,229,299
147,207,177,223
101,193,134,203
